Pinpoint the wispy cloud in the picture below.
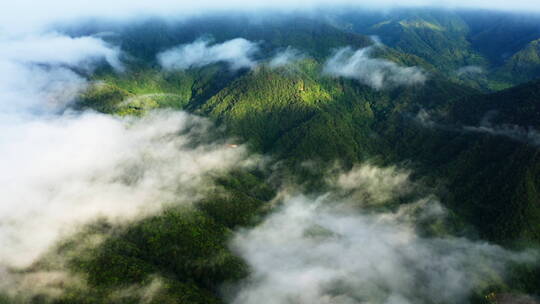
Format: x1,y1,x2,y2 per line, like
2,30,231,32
0,33,122,71
414,109,438,128
0,28,252,273
0,22,119,272
0,33,122,114
157,38,259,71
370,35,383,46
414,109,540,148
268,47,305,68
323,46,427,90
231,165,537,304
3,1,540,33
456,65,485,77
333,164,413,204
464,116,540,147
0,28,256,298
0,111,250,268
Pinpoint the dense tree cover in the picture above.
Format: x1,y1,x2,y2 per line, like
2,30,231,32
4,172,273,304
335,9,540,90
5,10,540,303
193,65,540,247
74,15,540,245
66,15,373,66
339,10,486,70
78,50,540,246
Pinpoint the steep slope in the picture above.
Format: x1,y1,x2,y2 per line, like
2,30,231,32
74,12,540,247
499,39,540,83
79,66,243,116
462,10,540,65
191,64,473,164
186,65,540,246
68,15,373,66
336,10,487,72
389,80,540,243
26,12,540,303
336,9,540,90
447,79,540,127
4,8,540,304
71,10,540,91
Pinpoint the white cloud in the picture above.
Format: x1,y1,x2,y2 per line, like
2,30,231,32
230,165,538,304
465,123,540,147
414,109,540,147
323,47,427,90
333,164,413,204
0,33,122,71
0,110,250,268
268,47,305,68
0,63,88,114
370,35,383,46
414,109,438,128
0,27,252,271
456,65,485,76
0,0,538,301
2,1,540,33
157,38,259,71
0,33,122,114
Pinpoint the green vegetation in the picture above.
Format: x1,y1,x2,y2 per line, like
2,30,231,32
77,52,540,247
76,27,540,245
8,172,273,304
6,10,540,304
500,39,540,83
336,9,540,90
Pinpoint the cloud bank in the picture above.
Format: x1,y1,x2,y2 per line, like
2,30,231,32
0,1,538,302
323,47,427,90
230,165,537,304
157,38,259,71
0,111,250,268
0,33,122,114
0,26,251,271
2,0,540,33
0,20,121,271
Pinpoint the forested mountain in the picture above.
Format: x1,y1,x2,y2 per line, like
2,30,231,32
2,7,540,304
79,22,540,245
334,9,540,89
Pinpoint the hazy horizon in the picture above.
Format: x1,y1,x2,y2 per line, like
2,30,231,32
2,0,540,33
